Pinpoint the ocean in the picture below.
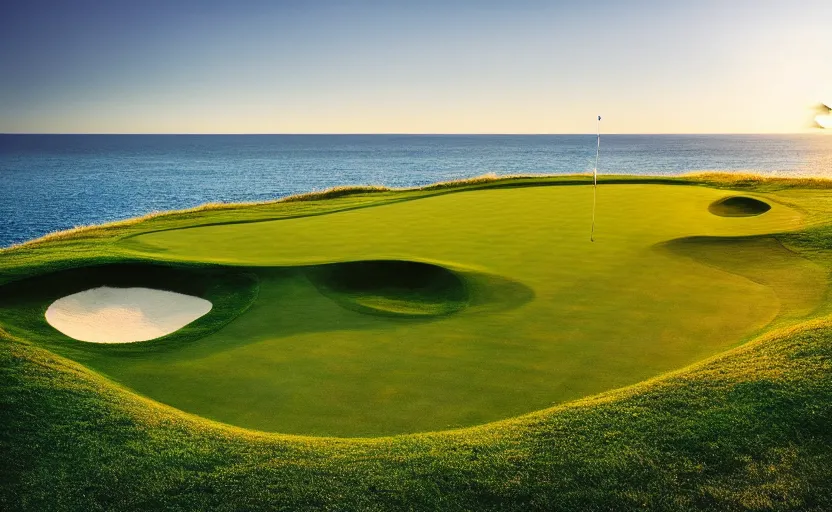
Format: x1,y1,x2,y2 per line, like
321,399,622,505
1,134,830,248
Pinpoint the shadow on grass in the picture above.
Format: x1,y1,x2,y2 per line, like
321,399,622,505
655,235,828,321
709,196,771,217
305,260,469,318
0,259,535,362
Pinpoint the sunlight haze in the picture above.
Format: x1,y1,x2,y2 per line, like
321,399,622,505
1,0,830,134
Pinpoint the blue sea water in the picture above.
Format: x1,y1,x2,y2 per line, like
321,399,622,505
1,134,830,248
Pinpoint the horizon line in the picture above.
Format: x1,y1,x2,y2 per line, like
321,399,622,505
0,132,827,136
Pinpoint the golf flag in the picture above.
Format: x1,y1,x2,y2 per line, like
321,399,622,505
591,115,601,242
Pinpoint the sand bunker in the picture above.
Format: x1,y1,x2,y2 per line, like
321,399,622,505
45,287,212,343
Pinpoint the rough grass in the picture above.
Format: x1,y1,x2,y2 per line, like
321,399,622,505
2,174,832,510
683,172,832,190
2,311,831,511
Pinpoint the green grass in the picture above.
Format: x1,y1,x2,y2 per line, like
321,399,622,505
2,174,832,510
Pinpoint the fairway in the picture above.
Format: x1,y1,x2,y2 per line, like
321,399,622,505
1,182,824,437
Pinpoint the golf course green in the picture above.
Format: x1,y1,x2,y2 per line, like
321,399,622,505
3,175,832,510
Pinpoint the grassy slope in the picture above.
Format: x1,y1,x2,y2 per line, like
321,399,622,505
109,184,821,436
2,175,832,510
1,183,824,436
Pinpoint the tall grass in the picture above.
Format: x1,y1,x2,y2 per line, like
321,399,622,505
684,172,832,189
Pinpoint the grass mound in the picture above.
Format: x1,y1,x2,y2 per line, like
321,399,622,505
307,260,468,317
709,195,772,217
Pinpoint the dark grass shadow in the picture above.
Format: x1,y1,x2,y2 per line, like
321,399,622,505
709,196,771,217
460,270,536,315
305,259,535,319
655,235,828,320
305,260,469,318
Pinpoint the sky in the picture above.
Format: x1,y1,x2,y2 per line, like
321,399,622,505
1,0,830,134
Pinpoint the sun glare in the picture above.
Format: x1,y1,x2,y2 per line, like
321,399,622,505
817,101,831,129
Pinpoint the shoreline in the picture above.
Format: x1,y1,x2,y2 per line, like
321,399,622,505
4,171,831,253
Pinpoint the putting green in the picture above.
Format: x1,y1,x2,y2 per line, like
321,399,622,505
1,184,825,437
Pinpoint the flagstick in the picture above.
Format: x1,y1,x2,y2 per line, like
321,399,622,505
590,115,601,242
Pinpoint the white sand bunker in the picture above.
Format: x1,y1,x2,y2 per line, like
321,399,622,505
45,287,212,343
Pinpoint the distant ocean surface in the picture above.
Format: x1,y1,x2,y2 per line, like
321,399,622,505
1,134,830,247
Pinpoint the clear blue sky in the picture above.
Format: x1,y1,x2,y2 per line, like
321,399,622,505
1,0,829,133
